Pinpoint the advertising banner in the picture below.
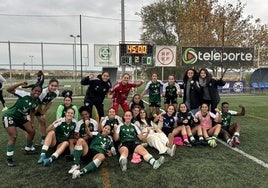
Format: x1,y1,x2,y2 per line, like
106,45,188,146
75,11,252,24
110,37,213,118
94,44,117,67
218,81,245,93
182,47,254,67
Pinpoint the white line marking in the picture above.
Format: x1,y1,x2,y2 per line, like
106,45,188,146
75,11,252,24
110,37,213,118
217,139,268,168
142,99,268,168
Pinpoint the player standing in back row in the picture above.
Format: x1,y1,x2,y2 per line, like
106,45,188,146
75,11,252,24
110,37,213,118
141,73,164,117
110,73,144,115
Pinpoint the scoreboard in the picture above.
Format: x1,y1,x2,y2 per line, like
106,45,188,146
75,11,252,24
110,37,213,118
119,44,153,66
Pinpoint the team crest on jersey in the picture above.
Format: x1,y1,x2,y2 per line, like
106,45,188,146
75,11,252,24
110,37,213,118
130,128,134,132
8,117,14,124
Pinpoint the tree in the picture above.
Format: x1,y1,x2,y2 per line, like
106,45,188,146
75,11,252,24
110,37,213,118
138,0,268,77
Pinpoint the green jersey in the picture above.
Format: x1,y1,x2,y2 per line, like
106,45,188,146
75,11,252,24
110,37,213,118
163,82,181,98
145,80,164,103
39,87,59,105
90,132,113,154
116,124,141,144
3,90,39,120
75,118,98,138
221,110,237,130
101,115,122,135
54,118,76,142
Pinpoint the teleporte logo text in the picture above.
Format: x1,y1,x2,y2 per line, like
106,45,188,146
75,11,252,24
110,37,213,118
182,47,254,65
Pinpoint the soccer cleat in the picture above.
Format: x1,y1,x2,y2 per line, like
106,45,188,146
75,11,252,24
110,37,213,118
183,140,192,147
68,164,80,174
208,139,217,148
6,159,15,167
43,158,52,166
200,139,208,146
111,147,117,156
190,139,198,146
119,158,127,172
25,146,37,155
228,137,235,147
2,107,8,112
72,170,81,179
153,156,165,169
234,137,240,145
37,154,46,164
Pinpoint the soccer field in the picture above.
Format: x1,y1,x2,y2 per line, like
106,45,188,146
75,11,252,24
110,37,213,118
0,95,267,188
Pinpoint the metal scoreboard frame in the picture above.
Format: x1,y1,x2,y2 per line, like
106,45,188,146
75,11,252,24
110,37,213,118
119,43,154,66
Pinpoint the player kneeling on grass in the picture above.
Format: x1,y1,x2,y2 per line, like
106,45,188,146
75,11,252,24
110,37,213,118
37,108,77,166
69,124,116,179
113,111,165,171
195,103,222,148
219,102,245,147
3,82,42,167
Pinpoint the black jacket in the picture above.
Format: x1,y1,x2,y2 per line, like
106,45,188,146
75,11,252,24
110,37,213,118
81,77,111,103
183,80,202,109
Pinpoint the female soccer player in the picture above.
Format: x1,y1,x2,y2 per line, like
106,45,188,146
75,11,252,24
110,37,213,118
141,73,164,117
2,82,42,167
81,71,112,120
22,70,44,88
129,93,145,111
176,103,207,146
69,124,115,179
135,109,176,157
110,73,144,114
162,74,182,112
195,103,222,148
56,90,79,120
113,111,165,171
219,102,245,147
37,108,77,166
36,78,59,145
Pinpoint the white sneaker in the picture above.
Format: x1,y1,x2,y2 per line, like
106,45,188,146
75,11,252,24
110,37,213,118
2,107,8,111
111,147,117,156
72,169,81,179
166,144,176,157
119,158,127,172
153,156,165,169
68,164,80,174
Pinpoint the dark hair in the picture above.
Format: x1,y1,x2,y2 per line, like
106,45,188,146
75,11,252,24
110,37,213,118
31,84,43,92
178,103,189,113
183,68,199,83
199,68,212,83
78,106,90,115
37,70,44,76
49,78,59,85
62,90,73,100
136,109,151,126
221,102,229,106
65,107,75,114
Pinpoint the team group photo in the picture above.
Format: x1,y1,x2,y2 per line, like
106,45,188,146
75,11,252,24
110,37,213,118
0,0,267,187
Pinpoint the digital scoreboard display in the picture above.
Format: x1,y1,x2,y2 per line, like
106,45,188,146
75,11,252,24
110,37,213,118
119,44,153,66
126,45,148,54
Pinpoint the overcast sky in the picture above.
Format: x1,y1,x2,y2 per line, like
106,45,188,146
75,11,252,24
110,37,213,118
0,0,267,71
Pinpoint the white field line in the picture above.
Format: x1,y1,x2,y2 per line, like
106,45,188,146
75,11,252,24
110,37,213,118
142,99,268,169
217,139,268,168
